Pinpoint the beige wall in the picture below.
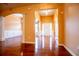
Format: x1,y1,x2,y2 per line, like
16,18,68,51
1,4,65,44
40,16,54,23
64,4,79,55
40,15,55,33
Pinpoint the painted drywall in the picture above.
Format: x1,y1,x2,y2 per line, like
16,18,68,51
64,4,79,56
4,14,22,38
40,16,54,23
1,4,65,44
40,15,55,34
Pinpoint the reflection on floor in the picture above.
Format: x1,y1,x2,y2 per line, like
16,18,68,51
22,43,72,56
0,36,22,56
0,36,72,56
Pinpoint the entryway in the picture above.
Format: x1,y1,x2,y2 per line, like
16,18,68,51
2,13,24,55
35,9,59,55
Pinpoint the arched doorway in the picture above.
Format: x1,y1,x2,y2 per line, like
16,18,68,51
3,13,24,55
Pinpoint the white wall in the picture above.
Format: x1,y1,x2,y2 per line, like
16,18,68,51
64,4,79,56
4,30,22,38
4,14,22,39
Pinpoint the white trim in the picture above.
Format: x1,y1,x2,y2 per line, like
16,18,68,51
22,14,25,45
63,45,76,56
22,41,35,44
3,16,5,41
0,16,5,41
59,44,76,56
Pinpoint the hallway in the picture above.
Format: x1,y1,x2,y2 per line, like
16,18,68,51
0,3,79,56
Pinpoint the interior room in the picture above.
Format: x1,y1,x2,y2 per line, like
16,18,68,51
0,3,79,56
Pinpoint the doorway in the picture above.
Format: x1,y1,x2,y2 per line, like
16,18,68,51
3,13,24,55
35,9,58,52
42,23,53,49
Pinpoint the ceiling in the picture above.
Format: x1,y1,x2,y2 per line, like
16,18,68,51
0,3,36,11
38,9,56,16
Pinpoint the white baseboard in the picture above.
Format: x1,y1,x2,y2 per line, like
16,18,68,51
22,41,35,44
59,44,76,56
63,45,76,56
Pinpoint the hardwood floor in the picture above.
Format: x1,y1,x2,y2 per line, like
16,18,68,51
22,43,72,56
0,36,72,56
0,36,22,56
